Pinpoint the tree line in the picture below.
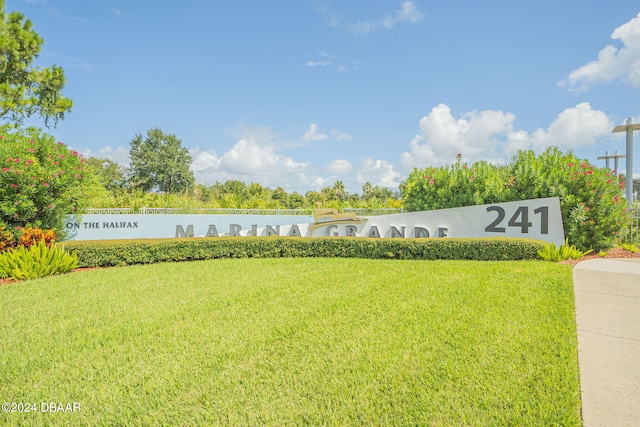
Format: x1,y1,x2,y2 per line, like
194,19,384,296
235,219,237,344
84,127,401,210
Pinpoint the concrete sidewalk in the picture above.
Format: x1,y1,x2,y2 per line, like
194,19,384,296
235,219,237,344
573,259,640,426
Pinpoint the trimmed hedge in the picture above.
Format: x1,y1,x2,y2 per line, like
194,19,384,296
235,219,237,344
63,237,547,268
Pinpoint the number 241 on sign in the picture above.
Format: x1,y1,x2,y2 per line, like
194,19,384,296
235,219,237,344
485,206,549,234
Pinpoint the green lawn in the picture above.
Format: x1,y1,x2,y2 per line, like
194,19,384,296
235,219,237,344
0,258,581,426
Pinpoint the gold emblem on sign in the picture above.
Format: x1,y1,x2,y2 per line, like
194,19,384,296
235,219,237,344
310,209,367,233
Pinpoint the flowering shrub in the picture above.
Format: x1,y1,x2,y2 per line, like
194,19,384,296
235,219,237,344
401,147,627,251
0,126,90,237
402,153,512,211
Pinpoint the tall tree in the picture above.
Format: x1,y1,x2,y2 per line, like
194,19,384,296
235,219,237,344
85,157,127,192
0,1,72,126
128,128,194,193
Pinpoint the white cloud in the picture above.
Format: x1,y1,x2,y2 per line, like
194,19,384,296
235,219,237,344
187,124,360,191
190,147,220,172
221,138,308,174
188,125,314,190
326,159,353,174
562,13,640,90
400,102,613,170
356,158,401,188
528,103,613,150
305,52,358,72
80,145,130,166
383,1,423,29
305,60,331,67
330,130,351,141
352,21,378,36
301,123,329,144
353,1,423,35
317,1,423,36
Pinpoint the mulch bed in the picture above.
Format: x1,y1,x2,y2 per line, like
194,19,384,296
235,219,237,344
560,247,640,266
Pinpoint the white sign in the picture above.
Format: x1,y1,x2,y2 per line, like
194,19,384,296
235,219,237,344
64,197,564,245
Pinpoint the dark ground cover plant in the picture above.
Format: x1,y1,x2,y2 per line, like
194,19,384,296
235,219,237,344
63,236,546,267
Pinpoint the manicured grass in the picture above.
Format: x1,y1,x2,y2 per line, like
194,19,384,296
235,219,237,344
0,259,581,425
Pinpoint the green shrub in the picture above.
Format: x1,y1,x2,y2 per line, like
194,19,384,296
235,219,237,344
63,237,546,268
0,240,78,280
401,147,627,251
538,239,593,262
620,243,639,253
0,126,93,237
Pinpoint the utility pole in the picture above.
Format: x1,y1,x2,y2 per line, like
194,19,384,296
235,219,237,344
597,150,625,173
612,117,640,206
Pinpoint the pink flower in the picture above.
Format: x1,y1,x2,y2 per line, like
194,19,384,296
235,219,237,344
456,153,462,158
584,206,590,211
14,158,20,163
58,154,65,159
584,170,593,175
25,159,33,165
567,163,574,167
612,169,617,173
27,148,35,153
42,182,50,187
614,196,620,203
10,183,17,188
57,142,64,146
2,167,8,172
48,204,54,209
76,174,82,179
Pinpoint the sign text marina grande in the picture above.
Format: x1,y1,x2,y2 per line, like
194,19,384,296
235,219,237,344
65,198,565,246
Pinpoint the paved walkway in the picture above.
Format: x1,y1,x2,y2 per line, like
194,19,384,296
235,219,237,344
573,259,640,426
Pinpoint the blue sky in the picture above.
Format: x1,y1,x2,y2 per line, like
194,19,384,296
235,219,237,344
8,0,640,193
